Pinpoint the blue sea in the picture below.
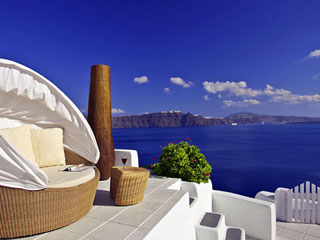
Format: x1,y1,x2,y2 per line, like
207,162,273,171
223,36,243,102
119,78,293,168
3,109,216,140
113,124,320,197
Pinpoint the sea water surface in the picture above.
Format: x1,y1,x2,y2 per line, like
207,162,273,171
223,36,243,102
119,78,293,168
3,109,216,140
113,124,320,197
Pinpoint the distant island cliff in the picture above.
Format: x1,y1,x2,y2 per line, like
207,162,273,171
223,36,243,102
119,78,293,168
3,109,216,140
111,111,320,128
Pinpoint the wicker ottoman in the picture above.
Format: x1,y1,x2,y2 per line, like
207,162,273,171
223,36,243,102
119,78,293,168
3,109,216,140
110,167,150,206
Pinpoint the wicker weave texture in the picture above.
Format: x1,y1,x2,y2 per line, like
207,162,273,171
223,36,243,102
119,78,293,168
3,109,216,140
110,167,150,206
0,150,100,239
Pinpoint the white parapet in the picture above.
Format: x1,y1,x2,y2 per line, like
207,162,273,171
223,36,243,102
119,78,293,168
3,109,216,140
255,191,275,203
145,191,191,240
114,149,139,167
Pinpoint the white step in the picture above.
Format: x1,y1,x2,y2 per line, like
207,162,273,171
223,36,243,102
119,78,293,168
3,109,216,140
195,212,245,240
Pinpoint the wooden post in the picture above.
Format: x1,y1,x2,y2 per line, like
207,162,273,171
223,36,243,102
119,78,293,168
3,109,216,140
87,65,114,180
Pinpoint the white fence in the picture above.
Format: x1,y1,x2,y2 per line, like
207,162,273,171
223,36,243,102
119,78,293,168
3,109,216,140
275,181,320,224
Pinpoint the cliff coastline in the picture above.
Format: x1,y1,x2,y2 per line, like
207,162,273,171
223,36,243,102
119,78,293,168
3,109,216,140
112,111,320,128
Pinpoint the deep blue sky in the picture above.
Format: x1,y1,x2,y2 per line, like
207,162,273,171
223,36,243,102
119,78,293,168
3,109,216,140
1,0,320,117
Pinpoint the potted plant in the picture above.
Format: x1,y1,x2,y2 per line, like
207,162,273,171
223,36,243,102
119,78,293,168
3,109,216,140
153,138,212,184
153,138,213,216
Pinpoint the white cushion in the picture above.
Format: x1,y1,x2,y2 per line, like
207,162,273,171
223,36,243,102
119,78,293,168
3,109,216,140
30,128,66,167
0,125,38,166
41,165,95,188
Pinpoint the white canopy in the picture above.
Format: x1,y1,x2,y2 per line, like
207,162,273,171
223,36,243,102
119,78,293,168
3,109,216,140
0,133,49,190
0,58,100,190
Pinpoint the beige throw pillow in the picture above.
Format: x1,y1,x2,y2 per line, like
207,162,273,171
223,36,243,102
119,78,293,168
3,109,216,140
0,125,38,166
30,128,66,168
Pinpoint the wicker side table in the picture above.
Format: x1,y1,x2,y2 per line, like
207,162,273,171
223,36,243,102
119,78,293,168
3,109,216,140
110,167,150,206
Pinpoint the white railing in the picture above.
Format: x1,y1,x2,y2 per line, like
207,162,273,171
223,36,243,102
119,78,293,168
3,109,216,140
275,181,320,224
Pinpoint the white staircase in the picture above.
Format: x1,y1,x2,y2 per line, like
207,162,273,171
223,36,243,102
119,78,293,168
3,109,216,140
195,212,245,240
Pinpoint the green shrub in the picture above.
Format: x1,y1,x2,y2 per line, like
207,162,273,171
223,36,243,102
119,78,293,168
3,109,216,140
154,139,212,183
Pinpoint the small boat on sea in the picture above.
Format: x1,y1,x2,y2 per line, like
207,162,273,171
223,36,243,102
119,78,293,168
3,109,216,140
231,122,238,126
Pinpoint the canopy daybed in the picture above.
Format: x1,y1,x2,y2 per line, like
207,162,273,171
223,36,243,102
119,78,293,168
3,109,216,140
0,58,100,238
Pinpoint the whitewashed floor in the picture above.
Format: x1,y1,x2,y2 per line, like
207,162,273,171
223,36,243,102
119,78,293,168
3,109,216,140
12,177,320,240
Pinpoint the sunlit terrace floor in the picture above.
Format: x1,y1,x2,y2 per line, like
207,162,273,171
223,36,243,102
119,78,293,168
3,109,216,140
276,221,320,240
15,177,320,240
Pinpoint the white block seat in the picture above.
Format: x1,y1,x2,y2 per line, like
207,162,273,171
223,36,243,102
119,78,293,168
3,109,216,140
196,212,225,240
225,227,245,240
200,212,223,228
195,212,245,240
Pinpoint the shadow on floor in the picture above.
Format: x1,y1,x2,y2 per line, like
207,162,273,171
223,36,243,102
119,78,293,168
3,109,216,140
93,190,117,206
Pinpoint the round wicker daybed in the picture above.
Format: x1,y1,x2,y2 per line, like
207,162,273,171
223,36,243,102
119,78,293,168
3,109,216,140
0,150,100,239
0,59,101,238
